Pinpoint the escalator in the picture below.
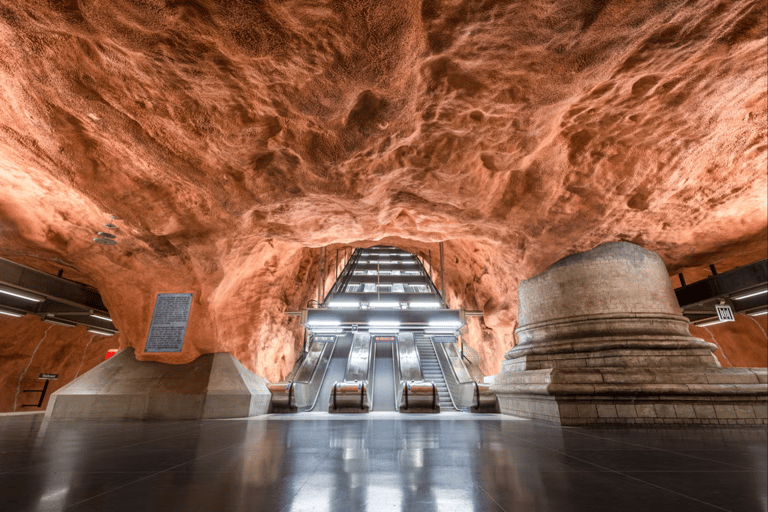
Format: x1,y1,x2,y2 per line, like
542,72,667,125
370,341,396,411
310,333,353,411
415,335,455,411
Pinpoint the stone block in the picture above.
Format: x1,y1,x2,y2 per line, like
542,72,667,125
615,404,637,418
654,404,677,418
673,404,696,419
635,404,657,418
732,405,756,419
596,404,617,418
577,404,598,418
557,403,579,418
713,405,738,419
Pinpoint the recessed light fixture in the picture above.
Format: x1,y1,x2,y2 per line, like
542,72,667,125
748,310,767,316
91,313,111,322
0,308,24,317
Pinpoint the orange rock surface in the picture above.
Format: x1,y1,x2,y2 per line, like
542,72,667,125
0,1,765,381
0,314,118,412
690,313,768,368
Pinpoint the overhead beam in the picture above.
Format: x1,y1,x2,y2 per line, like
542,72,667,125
0,257,108,312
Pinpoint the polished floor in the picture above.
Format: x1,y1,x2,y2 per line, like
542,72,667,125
0,412,766,512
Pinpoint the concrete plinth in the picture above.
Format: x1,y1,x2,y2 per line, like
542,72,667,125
45,348,271,420
491,242,768,426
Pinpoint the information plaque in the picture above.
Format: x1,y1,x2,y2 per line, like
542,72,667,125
144,293,193,352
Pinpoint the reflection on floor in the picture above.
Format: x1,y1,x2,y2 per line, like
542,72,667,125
1,412,766,512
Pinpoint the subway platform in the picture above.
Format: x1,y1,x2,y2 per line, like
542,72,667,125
0,412,765,512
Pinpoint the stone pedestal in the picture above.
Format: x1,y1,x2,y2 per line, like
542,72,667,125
45,347,271,420
491,242,767,426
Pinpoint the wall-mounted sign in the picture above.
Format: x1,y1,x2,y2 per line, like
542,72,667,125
38,373,59,380
145,293,193,353
374,336,396,342
715,304,735,322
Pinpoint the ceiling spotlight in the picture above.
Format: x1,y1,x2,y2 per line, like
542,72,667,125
95,215,119,246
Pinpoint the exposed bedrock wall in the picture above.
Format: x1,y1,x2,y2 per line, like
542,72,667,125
691,314,768,368
0,315,118,413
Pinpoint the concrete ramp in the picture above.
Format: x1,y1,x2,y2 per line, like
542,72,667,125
45,348,271,420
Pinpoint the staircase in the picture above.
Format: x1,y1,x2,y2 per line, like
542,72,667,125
415,336,455,411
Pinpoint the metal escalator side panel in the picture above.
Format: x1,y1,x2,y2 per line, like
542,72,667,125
309,333,353,412
301,340,337,411
345,332,371,382
397,332,422,382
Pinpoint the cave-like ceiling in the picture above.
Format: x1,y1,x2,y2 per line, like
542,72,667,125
0,0,765,380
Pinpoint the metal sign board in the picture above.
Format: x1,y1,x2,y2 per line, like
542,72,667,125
715,304,735,322
38,373,58,380
433,336,457,343
313,335,337,343
374,336,396,342
145,293,193,352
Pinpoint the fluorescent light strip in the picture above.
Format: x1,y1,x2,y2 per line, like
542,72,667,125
369,328,399,334
87,328,115,336
43,318,76,328
0,309,24,318
697,320,724,327
369,302,400,309
733,289,768,300
748,310,767,316
311,328,343,334
370,321,400,327
410,302,441,309
327,301,360,309
91,313,112,322
0,287,43,302
307,320,341,326
428,321,461,328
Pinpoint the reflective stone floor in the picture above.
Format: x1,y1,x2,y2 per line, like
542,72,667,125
1,412,766,512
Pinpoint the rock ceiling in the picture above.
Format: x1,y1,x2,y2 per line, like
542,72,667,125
0,0,765,379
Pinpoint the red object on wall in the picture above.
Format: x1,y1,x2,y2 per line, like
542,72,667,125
105,349,118,361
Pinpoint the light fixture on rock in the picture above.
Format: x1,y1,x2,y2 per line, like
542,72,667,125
94,215,119,246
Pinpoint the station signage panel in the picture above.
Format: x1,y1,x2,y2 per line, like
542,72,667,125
145,293,193,352
715,304,735,322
